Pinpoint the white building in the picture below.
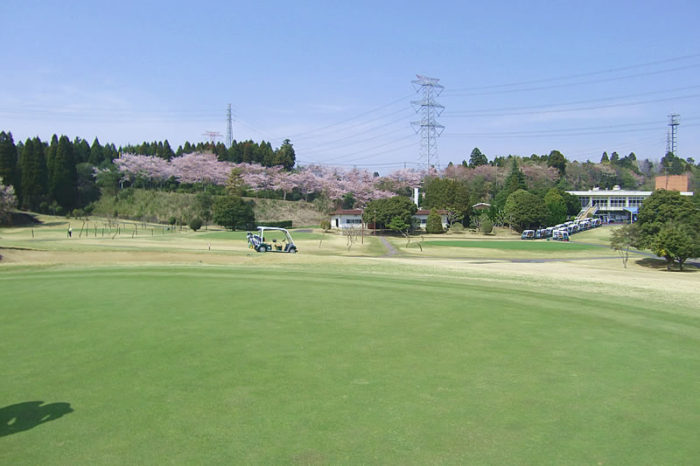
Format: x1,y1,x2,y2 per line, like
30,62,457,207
413,209,449,230
567,186,693,222
329,209,449,230
330,209,364,229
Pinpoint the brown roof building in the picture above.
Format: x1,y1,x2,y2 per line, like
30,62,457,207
655,174,690,192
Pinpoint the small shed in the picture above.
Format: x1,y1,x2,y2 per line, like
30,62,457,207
329,209,364,229
413,209,449,230
472,202,491,211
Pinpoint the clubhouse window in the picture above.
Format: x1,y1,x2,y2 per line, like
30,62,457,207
610,197,625,207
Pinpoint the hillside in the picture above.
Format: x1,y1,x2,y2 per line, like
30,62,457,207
91,189,325,227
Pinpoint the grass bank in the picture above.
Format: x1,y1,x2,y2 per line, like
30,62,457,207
91,188,324,227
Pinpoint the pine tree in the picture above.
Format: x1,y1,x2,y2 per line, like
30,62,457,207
547,150,567,177
89,137,104,165
468,147,488,167
74,137,91,163
50,136,78,210
0,131,19,193
46,135,58,195
275,139,296,170
162,140,175,160
20,137,48,211
503,157,527,195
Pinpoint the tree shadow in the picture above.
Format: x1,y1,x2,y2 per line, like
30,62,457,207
635,258,699,272
1,401,73,437
8,212,41,226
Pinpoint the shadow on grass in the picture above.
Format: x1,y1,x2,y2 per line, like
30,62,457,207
1,401,73,437
0,212,40,227
635,258,699,272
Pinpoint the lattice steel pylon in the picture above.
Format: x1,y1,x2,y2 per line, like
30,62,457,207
202,131,222,145
411,75,445,170
667,113,680,156
226,104,233,148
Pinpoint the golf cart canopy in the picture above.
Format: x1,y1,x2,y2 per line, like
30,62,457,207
247,226,298,253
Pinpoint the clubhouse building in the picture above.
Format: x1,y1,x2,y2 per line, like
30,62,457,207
567,176,693,222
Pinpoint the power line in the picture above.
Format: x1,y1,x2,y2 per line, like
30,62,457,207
299,139,418,166
301,133,417,164
443,93,700,119
291,106,414,144
286,93,413,140
445,119,700,138
299,125,412,158
447,53,700,94
444,85,700,117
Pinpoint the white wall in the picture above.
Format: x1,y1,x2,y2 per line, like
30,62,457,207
330,214,364,229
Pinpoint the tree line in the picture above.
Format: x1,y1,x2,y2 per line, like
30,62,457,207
120,138,296,170
2,129,697,236
0,132,119,214
420,146,698,233
0,131,298,217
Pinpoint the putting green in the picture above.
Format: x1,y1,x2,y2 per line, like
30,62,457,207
1,263,699,464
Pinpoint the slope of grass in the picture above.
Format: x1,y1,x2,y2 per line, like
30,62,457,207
91,189,198,224
1,263,699,464
91,189,324,227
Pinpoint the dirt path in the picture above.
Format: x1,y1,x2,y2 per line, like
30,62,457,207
379,237,399,256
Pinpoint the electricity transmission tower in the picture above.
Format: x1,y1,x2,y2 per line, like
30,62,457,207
411,75,445,170
667,113,679,155
202,131,222,145
226,104,233,148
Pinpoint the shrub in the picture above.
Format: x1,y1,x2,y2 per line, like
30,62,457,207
480,215,493,234
449,223,464,233
426,210,444,234
168,216,177,226
213,196,256,230
189,217,203,231
320,219,331,231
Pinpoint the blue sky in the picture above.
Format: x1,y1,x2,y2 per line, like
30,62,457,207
2,0,699,171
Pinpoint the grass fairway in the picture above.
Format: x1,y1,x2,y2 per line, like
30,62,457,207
2,260,700,464
422,239,603,252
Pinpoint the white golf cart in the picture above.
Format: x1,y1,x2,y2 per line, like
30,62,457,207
247,226,298,253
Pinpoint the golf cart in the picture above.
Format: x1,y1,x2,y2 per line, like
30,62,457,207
247,226,298,253
521,230,535,240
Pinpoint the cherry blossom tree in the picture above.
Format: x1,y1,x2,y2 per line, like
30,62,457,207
0,183,16,223
170,152,231,185
113,152,428,204
114,153,175,184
